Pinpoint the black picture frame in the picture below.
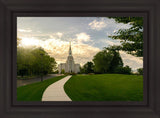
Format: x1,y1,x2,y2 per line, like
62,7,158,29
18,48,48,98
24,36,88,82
0,0,160,118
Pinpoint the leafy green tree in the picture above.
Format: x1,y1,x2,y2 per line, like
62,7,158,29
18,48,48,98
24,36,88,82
83,62,94,74
104,46,123,73
17,44,57,77
115,65,132,74
91,45,133,74
93,50,113,73
137,68,143,75
108,17,143,57
17,47,35,77
80,66,85,74
31,47,56,75
93,46,123,73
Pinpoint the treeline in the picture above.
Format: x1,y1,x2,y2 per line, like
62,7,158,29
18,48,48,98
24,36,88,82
80,46,143,75
17,43,56,77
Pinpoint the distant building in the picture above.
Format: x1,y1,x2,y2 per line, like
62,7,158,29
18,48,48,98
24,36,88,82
58,42,80,74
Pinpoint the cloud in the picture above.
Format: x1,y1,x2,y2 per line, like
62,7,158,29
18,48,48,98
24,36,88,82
71,43,100,65
18,29,32,32
56,32,63,38
89,19,107,30
119,51,143,71
19,37,100,66
88,18,131,32
75,33,91,43
49,32,63,39
105,40,120,46
113,29,118,33
19,37,143,71
42,39,100,66
17,17,140,70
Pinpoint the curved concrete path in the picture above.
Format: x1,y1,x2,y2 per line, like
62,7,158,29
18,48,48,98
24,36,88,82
42,75,72,101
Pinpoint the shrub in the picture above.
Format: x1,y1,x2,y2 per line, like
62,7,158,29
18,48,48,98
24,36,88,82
70,73,76,75
115,65,132,74
88,73,95,75
65,72,76,75
61,69,65,74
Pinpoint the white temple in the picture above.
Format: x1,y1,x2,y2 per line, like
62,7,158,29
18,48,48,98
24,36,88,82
58,42,80,74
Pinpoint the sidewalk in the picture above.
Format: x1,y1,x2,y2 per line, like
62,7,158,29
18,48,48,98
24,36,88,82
42,75,72,101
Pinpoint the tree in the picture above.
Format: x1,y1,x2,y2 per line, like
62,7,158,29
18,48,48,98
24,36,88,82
30,47,57,75
137,68,143,75
17,42,57,78
80,66,85,74
108,17,143,57
93,47,123,73
104,46,123,73
17,47,35,77
83,62,94,74
115,65,132,74
17,37,22,46
93,50,113,73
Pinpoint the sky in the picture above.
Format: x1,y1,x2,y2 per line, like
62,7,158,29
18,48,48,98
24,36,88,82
17,17,143,72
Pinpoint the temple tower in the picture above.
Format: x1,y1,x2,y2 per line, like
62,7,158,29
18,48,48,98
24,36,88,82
58,42,80,74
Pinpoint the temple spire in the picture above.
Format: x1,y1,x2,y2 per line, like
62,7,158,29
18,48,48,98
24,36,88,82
69,41,72,56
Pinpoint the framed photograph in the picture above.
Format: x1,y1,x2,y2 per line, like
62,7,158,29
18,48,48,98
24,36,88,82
0,0,160,118
16,16,144,103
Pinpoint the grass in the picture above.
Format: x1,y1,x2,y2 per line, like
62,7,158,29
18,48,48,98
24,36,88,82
64,74,143,101
17,76,65,101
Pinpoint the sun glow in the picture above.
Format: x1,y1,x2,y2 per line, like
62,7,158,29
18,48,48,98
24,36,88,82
20,37,41,47
18,37,100,66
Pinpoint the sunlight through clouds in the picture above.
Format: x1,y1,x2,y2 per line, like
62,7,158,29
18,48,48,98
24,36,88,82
19,36,143,71
17,17,143,71
20,37,41,47
19,37,100,66
18,29,32,32
56,32,63,38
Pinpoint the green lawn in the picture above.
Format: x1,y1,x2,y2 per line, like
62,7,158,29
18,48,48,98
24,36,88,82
17,76,65,101
64,74,143,101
